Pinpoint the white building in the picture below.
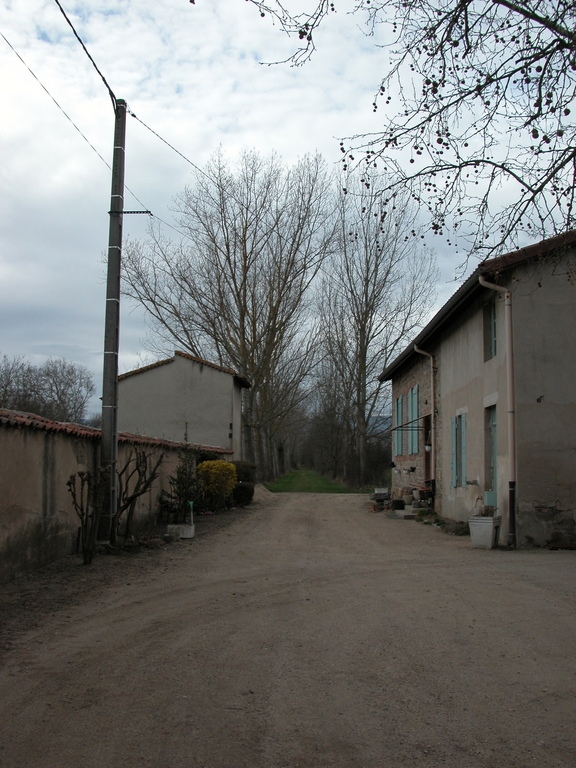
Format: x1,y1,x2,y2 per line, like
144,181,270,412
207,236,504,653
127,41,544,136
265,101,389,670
118,351,250,460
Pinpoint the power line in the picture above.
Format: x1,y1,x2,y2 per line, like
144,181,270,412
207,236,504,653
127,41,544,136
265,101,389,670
0,33,192,234
50,1,209,182
52,0,116,109
2,34,336,276
3,20,210,240
1,33,336,260
128,109,211,182
49,3,212,189
1,31,111,171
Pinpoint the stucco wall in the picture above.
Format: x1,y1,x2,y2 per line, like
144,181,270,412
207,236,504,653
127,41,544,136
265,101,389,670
511,260,576,545
387,244,576,545
437,289,510,538
0,420,181,583
118,355,244,459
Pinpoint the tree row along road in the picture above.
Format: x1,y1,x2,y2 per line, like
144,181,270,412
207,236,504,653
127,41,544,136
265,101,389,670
0,493,574,767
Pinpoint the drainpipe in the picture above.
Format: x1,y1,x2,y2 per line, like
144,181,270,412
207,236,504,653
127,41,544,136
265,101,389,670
479,274,516,548
414,345,435,508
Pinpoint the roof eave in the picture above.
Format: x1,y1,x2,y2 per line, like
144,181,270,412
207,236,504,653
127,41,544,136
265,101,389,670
379,229,576,382
378,267,483,381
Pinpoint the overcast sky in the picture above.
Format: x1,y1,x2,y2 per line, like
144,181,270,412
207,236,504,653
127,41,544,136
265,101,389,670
0,0,464,412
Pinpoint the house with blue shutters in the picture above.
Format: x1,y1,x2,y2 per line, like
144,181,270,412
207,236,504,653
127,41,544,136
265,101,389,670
379,231,576,548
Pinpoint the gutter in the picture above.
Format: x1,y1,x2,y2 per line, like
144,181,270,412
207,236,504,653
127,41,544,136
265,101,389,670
478,275,517,548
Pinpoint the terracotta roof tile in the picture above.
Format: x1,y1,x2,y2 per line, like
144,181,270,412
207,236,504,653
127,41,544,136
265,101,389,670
0,409,232,454
118,357,174,380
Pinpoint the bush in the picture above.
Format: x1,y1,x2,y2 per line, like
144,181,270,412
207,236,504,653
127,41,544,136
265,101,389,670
197,460,237,511
233,481,255,507
232,461,257,483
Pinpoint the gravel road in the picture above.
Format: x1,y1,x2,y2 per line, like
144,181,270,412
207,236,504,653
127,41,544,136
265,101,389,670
0,491,575,768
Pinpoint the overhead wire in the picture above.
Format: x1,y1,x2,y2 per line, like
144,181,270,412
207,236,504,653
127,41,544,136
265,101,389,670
52,0,117,109
0,31,111,172
8,3,328,256
1,29,201,242
128,110,212,182
1,28,341,275
50,1,210,184
2,28,342,271
46,2,212,232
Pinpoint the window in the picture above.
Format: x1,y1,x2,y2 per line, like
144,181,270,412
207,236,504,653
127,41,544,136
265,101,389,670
394,395,404,456
451,413,467,487
483,297,497,361
407,384,419,455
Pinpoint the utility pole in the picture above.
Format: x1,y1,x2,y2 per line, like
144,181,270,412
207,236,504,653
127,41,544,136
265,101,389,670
99,98,127,541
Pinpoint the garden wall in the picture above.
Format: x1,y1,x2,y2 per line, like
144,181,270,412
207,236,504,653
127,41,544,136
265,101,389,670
0,409,231,583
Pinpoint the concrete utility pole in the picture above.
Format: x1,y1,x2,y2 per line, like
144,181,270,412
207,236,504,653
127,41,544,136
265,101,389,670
100,98,127,541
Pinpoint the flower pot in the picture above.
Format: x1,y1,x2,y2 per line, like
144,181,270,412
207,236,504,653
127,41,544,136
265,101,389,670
167,523,195,539
468,515,501,549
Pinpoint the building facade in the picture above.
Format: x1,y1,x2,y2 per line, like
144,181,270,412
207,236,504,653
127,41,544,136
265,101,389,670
380,232,576,547
118,351,250,460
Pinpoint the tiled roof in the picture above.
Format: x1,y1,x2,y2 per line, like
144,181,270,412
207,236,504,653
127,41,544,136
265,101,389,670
380,229,576,381
118,357,173,380
480,229,576,277
119,351,251,389
0,409,232,454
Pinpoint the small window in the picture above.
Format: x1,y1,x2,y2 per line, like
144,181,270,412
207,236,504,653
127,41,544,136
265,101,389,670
451,413,467,488
483,298,497,361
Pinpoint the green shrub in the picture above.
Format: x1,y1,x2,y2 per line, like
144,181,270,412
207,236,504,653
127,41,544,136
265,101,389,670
197,460,237,511
233,481,255,507
232,461,257,483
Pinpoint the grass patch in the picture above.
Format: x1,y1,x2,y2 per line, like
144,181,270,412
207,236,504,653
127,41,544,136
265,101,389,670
266,469,353,493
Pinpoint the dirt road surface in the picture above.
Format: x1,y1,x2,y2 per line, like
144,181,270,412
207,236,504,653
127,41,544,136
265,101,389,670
0,491,575,768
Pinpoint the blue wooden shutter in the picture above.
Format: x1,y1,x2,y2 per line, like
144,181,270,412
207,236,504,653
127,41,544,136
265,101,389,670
451,416,457,488
460,413,467,487
413,384,419,454
394,397,402,456
407,389,413,454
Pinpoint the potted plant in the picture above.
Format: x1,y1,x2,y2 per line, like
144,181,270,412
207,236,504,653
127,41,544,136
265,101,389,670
165,442,197,539
468,492,501,549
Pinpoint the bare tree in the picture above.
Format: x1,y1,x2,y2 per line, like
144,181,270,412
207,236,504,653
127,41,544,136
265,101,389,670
113,449,165,545
67,467,109,565
313,173,437,485
244,0,576,257
301,353,355,481
0,354,95,423
123,149,336,475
